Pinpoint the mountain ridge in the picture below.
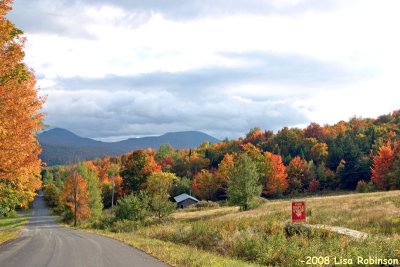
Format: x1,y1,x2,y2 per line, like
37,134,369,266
39,128,220,166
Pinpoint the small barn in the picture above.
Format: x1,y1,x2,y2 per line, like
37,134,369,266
173,193,199,209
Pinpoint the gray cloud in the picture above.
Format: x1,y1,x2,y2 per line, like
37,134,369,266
41,52,364,140
7,0,97,38
80,0,341,20
57,52,364,96
8,0,369,140
42,87,309,140
7,0,342,37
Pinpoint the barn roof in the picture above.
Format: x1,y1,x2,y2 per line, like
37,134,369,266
173,193,199,203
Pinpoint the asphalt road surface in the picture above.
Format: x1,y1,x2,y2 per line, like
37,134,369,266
0,192,170,267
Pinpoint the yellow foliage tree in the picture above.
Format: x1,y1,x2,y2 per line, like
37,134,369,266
0,0,44,210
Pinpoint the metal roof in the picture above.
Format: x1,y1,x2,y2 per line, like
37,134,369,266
173,193,199,203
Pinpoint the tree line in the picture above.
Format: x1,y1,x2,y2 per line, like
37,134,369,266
41,110,400,222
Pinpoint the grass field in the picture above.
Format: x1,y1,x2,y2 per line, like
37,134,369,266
87,191,400,267
0,214,30,244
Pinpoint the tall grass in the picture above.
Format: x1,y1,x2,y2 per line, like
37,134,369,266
85,190,400,266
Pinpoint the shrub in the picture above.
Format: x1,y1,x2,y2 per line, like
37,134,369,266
356,180,375,193
115,192,149,221
232,235,265,262
284,223,311,238
91,210,115,230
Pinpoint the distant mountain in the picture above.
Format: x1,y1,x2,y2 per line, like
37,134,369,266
39,128,220,166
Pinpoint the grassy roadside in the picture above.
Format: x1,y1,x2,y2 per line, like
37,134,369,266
86,229,261,267
0,214,30,244
77,191,400,266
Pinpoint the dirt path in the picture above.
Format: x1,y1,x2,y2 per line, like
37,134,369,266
304,224,368,239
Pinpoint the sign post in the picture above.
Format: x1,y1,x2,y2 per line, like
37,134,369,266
292,201,306,223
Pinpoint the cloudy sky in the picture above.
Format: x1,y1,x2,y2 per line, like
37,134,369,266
7,0,400,141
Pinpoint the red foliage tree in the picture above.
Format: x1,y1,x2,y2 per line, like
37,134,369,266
371,143,395,190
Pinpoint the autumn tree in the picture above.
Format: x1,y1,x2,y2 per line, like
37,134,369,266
194,169,218,200
121,150,160,193
188,152,210,175
77,162,103,221
155,144,174,161
0,0,44,214
304,122,327,141
310,142,328,165
243,127,265,147
262,152,288,196
286,156,311,194
227,154,262,211
371,143,395,190
105,162,122,207
146,172,177,218
213,153,235,198
62,172,90,226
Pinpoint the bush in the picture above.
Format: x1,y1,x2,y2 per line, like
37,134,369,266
61,208,72,223
194,200,219,209
284,223,311,238
232,235,265,262
356,180,375,193
91,210,116,230
115,192,149,221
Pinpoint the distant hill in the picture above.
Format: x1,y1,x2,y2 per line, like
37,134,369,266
39,128,220,166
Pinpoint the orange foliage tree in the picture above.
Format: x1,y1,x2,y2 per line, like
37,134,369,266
62,171,90,226
194,169,218,200
371,143,395,190
262,152,288,196
214,153,235,192
286,156,311,193
121,150,161,193
0,0,44,210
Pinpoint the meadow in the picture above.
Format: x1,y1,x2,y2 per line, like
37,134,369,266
84,190,400,266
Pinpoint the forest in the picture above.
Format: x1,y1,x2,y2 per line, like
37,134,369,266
40,110,400,223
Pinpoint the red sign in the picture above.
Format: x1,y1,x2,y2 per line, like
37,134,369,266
292,201,306,223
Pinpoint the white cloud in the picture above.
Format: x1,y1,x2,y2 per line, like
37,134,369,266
9,0,400,138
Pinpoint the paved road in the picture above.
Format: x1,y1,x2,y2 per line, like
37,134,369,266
0,193,170,267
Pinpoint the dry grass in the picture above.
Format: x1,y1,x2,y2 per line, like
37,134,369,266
84,190,400,266
87,229,261,267
172,206,239,220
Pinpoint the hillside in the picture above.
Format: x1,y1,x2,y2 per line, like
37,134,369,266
87,191,400,266
39,128,220,166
